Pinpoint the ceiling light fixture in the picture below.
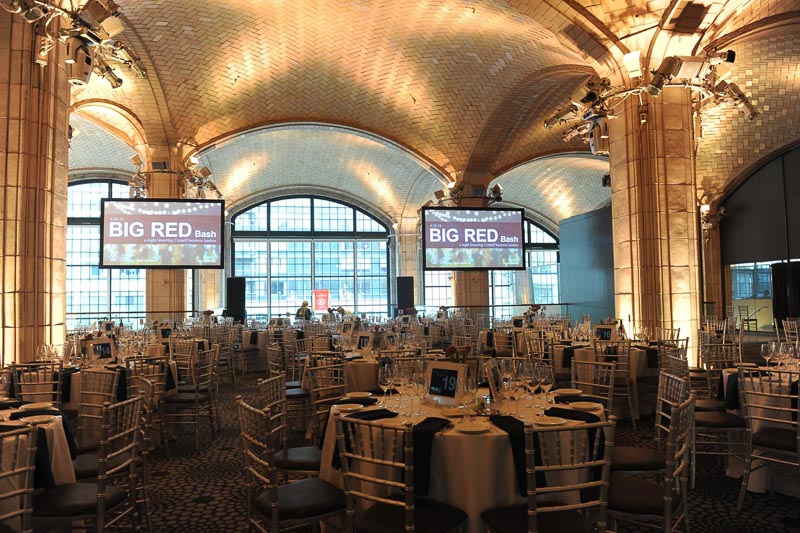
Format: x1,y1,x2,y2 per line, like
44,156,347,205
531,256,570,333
544,48,756,148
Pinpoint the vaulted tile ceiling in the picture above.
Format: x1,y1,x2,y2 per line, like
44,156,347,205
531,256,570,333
68,0,800,231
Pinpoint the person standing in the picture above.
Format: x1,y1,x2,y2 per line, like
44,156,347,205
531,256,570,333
295,301,312,320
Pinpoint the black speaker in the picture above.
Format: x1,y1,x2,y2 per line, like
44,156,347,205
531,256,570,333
226,277,246,323
397,276,414,313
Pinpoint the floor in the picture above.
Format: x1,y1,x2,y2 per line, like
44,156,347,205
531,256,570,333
37,369,799,533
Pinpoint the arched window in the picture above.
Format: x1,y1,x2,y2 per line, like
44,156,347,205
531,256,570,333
423,218,559,315
66,180,146,328
231,196,390,319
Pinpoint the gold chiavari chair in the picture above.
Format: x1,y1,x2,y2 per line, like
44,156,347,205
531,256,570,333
236,396,345,532
0,425,38,533
335,415,468,533
162,347,217,449
571,360,616,412
11,361,63,408
74,369,119,455
593,339,637,429
481,418,617,533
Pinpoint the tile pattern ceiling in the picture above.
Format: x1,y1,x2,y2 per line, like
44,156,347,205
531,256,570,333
68,113,137,173
65,0,799,229
492,153,611,232
198,124,448,222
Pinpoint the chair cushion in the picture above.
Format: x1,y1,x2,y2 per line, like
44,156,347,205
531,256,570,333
695,399,726,412
608,472,679,516
72,450,129,479
694,411,745,429
611,446,666,472
252,478,344,521
177,383,210,393
637,375,660,386
74,434,99,455
274,445,322,471
481,504,594,533
285,381,302,389
359,496,468,533
753,427,798,452
164,392,209,404
286,388,310,400
33,483,127,517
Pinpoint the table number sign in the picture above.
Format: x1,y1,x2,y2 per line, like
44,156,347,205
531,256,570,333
426,361,466,406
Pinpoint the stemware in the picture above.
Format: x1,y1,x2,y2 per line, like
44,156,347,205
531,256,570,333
377,365,394,408
761,343,772,367
534,363,554,407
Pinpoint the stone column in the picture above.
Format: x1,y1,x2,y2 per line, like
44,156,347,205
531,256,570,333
144,151,187,323
0,13,70,364
609,87,701,363
451,193,490,321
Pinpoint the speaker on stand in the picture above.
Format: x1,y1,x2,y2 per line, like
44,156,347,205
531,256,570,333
226,277,246,323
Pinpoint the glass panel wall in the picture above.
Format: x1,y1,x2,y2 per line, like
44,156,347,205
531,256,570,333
232,196,389,320
66,180,146,329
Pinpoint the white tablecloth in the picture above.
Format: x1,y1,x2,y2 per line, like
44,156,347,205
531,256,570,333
721,367,799,497
241,329,270,371
319,396,604,533
0,411,75,486
551,344,657,419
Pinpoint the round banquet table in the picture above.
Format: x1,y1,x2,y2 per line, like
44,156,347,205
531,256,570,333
319,394,605,533
551,343,658,419
721,367,800,497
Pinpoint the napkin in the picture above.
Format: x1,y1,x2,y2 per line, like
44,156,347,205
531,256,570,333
562,346,576,367
10,408,78,459
2,426,57,489
642,346,659,368
333,396,378,406
58,366,80,404
412,417,451,496
489,415,537,496
554,394,585,404
331,408,400,469
0,400,25,409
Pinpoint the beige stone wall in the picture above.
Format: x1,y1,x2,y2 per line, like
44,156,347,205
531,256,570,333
0,13,70,364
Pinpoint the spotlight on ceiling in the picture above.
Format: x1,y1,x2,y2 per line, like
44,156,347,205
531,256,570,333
83,0,125,39
129,154,143,168
109,41,146,77
488,183,503,204
64,38,94,86
622,51,643,79
11,0,47,23
645,56,681,96
93,54,122,88
433,190,446,200
715,80,759,120
708,49,736,65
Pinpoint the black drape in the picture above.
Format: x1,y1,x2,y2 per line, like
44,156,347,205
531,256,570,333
772,263,800,323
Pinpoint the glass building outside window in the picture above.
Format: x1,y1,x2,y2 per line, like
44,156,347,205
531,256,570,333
66,180,146,329
232,197,389,320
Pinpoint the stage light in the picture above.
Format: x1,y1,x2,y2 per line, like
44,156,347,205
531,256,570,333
93,54,122,88
646,56,681,96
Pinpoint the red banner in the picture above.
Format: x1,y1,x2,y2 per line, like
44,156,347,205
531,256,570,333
313,289,330,311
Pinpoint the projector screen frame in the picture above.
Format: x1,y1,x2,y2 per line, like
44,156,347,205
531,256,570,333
99,198,225,269
421,206,526,271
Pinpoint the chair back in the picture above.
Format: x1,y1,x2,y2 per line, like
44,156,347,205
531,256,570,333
257,374,286,409
661,394,694,531
334,416,415,532
702,343,737,397
783,319,799,345
0,425,38,532
738,368,800,467
654,372,689,453
493,327,516,356
77,369,120,440
265,343,283,378
11,361,63,407
125,357,168,401
524,418,617,533
307,363,346,441
571,360,616,411
235,396,281,531
592,340,631,379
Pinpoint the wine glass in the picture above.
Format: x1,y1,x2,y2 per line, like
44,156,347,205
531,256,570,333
35,344,48,361
535,363,555,408
456,372,477,424
378,364,395,408
761,344,772,367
